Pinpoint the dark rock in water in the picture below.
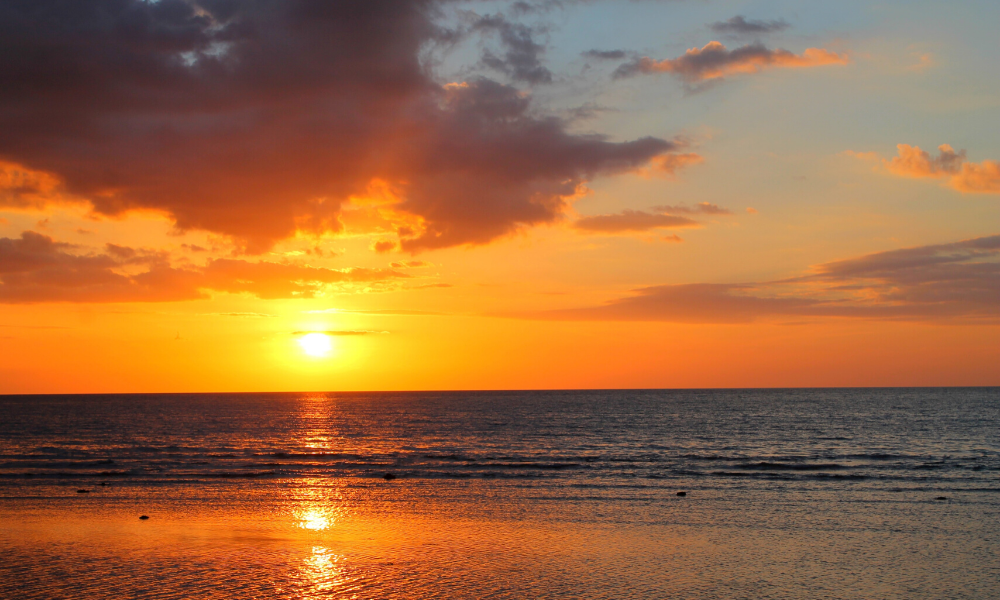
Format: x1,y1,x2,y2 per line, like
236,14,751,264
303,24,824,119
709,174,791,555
676,491,687,497
99,482,108,486
76,489,89,494
935,496,948,500
383,473,397,481
139,515,150,520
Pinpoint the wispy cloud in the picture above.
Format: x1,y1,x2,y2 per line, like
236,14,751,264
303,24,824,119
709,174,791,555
572,211,698,234
709,16,790,36
509,235,1000,323
614,41,848,83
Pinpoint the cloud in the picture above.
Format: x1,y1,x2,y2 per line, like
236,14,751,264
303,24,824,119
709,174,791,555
647,153,705,176
709,16,790,36
513,234,1000,323
651,202,732,215
0,1,675,254
415,283,453,289
390,260,431,268
614,41,848,83
397,79,686,251
573,202,731,235
859,144,1000,194
0,161,68,209
573,210,699,234
582,49,628,60
885,144,966,178
473,14,553,84
0,231,407,303
372,240,398,254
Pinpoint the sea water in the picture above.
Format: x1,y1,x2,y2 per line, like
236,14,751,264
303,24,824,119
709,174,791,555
1,389,998,599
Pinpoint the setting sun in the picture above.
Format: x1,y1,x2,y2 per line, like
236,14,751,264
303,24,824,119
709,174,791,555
298,333,332,358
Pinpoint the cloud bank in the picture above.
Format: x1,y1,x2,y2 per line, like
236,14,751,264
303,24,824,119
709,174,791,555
0,231,406,303
0,0,684,253
516,235,1000,322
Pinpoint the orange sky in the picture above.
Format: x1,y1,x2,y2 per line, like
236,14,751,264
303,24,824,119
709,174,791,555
1,0,998,392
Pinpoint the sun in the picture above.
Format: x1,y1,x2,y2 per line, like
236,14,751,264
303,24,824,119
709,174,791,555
298,333,332,357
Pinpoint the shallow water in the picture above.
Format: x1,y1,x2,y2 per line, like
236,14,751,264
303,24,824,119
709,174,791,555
2,389,998,599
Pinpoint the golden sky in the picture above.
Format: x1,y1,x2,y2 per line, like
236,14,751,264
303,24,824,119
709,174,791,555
1,0,998,392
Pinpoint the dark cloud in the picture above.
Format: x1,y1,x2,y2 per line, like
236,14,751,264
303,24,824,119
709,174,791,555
0,231,407,303
582,49,628,60
0,0,675,253
614,41,847,83
709,16,790,36
473,14,553,84
573,210,698,234
514,235,1000,322
398,79,681,251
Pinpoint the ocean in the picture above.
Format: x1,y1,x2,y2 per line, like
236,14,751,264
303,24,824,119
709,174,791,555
1,388,998,599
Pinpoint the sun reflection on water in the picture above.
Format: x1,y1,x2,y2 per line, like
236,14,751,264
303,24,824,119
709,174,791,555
297,508,333,531
300,546,348,595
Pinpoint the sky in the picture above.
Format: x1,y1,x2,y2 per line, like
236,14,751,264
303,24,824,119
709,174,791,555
1,0,998,393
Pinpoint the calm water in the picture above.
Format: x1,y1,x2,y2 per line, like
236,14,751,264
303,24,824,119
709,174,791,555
1,389,998,599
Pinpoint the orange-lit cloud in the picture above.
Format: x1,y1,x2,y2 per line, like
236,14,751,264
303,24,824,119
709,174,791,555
0,161,68,209
862,144,1000,194
573,211,698,234
0,231,407,303
614,41,848,82
515,234,1000,322
0,1,678,253
573,203,730,235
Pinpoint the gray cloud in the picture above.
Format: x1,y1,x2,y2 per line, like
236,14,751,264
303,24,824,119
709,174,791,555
582,49,628,60
513,235,1000,322
473,14,553,84
709,16,790,36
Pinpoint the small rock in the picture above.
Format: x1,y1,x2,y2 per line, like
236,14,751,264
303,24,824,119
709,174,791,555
676,491,687,497
76,489,89,494
99,482,108,486
139,515,150,520
935,496,948,501
383,473,397,481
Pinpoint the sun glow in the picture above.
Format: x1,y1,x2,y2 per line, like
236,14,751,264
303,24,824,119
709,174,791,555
299,333,333,357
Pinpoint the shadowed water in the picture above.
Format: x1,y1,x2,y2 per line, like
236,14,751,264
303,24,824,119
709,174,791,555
2,388,998,599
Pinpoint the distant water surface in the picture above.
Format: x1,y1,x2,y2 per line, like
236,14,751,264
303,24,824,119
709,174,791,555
1,388,998,599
